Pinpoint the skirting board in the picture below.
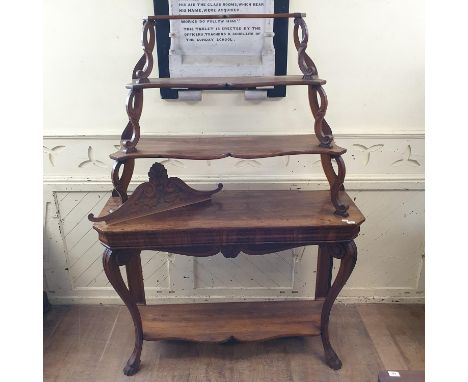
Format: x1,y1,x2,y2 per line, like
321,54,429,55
48,296,425,305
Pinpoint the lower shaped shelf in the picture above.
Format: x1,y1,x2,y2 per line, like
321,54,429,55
140,300,323,343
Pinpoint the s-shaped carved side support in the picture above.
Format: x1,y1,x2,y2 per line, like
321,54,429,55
318,241,357,370
102,249,145,376
321,154,350,217
112,159,135,203
121,19,156,153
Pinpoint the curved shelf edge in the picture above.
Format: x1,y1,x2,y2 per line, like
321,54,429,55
110,135,346,161
139,300,322,343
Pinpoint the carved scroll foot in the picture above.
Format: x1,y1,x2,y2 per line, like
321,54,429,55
103,249,143,376
320,241,357,370
123,357,141,377
325,349,342,370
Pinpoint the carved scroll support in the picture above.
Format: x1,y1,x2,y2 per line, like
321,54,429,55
132,54,147,80
308,85,333,148
135,19,156,81
294,16,333,149
293,17,318,79
89,162,223,225
103,248,143,376
112,159,135,203
119,19,155,153
321,154,349,217
121,89,143,153
319,241,357,370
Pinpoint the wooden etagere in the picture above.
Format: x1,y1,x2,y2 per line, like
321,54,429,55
90,11,365,377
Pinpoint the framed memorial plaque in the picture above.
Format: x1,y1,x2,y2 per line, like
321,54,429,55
153,0,290,99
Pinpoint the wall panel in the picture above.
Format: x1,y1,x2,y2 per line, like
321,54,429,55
43,134,424,304
43,0,424,304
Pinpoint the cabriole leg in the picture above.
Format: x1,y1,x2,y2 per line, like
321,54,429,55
102,248,143,376
320,241,357,370
315,245,333,299
126,251,146,305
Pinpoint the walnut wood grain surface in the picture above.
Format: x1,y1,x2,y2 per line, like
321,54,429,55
147,13,306,21
126,75,326,90
110,135,346,161
140,301,322,343
44,304,424,382
93,191,365,248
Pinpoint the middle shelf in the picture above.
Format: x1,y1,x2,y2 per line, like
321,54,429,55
111,134,346,161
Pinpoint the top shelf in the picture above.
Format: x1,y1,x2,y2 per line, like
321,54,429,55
146,13,306,21
127,75,326,90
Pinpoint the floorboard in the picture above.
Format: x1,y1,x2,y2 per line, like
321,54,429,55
357,304,425,371
43,303,424,382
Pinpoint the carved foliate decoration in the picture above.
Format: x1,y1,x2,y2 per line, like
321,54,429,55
89,162,223,225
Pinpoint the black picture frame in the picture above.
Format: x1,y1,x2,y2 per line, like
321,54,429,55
152,0,290,99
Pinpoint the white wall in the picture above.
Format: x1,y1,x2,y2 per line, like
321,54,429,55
43,0,425,304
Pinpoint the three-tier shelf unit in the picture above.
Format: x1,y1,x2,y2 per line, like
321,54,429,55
89,11,365,377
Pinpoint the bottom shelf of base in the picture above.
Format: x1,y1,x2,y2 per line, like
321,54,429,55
140,300,323,343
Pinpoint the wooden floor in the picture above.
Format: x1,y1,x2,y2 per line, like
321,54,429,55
43,303,424,382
